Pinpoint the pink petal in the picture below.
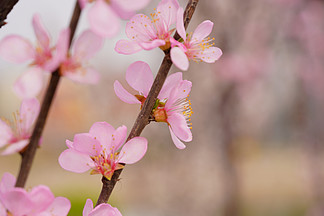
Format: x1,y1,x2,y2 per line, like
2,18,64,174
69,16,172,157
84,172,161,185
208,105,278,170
157,0,180,27
29,185,55,212
78,0,87,9
73,133,102,156
45,197,71,216
73,30,103,60
111,125,127,151
126,61,153,96
89,122,115,150
119,137,147,164
0,172,16,193
197,47,223,63
66,139,73,148
171,47,189,71
19,98,40,132
114,80,141,104
0,35,34,63
192,20,214,43
0,202,5,216
174,80,192,100
169,126,186,149
13,67,43,99
113,0,150,12
64,67,100,84
139,39,166,50
88,0,120,38
159,72,182,99
2,188,34,215
32,14,50,49
168,113,192,142
89,203,122,216
1,139,29,155
83,199,94,216
0,120,13,148
58,149,93,173
110,1,135,19
125,14,156,42
115,40,143,54
176,7,186,40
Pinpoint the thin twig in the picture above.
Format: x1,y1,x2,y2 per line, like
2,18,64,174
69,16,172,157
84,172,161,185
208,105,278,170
15,1,81,188
0,0,19,28
96,0,200,206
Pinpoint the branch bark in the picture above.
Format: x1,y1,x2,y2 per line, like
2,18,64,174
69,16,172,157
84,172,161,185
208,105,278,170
0,0,19,28
15,1,81,188
96,0,200,206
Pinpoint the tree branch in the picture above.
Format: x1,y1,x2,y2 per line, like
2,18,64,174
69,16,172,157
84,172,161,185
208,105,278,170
0,0,19,28
15,1,81,188
96,0,200,206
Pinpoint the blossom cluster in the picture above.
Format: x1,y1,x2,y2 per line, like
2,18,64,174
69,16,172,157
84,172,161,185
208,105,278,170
0,0,222,214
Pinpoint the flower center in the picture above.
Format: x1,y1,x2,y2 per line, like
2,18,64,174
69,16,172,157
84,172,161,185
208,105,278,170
90,152,124,180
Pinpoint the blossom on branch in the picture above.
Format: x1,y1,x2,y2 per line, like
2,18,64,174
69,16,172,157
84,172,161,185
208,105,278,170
83,199,122,216
79,0,151,38
0,98,40,155
59,122,148,180
0,172,71,216
115,0,180,54
114,61,193,149
170,8,223,71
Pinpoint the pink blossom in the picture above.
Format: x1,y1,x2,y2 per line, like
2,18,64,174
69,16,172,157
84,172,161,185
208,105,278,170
59,30,103,84
115,0,180,54
0,14,69,98
79,0,150,38
0,172,71,216
0,98,40,155
170,8,222,71
83,199,122,216
114,61,192,149
59,121,148,180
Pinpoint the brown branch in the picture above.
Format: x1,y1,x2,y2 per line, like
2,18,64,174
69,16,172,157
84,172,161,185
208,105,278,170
96,0,200,206
15,1,81,188
0,0,19,28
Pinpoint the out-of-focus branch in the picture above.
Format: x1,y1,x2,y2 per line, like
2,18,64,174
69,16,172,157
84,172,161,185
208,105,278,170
0,0,19,28
15,1,81,188
95,0,200,206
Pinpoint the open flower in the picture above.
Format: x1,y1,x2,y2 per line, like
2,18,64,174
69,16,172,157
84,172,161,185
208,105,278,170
0,98,40,155
115,0,180,54
79,0,150,38
59,122,147,180
0,172,71,216
170,8,223,71
59,30,103,84
0,14,69,98
114,61,193,149
83,199,122,216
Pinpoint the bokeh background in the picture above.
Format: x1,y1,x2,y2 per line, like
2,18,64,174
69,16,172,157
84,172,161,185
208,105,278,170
1,0,324,215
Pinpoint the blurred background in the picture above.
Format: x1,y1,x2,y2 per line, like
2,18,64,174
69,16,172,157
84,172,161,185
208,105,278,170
1,0,324,215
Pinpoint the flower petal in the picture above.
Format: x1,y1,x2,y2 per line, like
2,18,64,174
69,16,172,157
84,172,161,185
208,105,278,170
32,14,50,49
73,30,103,60
64,67,100,84
113,0,150,12
171,47,189,71
0,202,5,216
89,203,122,216
114,80,141,104
0,172,16,193
115,40,143,54
73,133,101,156
0,120,13,148
58,149,93,173
78,0,87,9
83,199,94,216
174,80,192,100
29,185,55,212
119,137,147,164
45,197,71,216
88,0,120,38
110,1,135,19
192,20,214,43
138,39,165,50
125,14,156,42
197,46,223,63
126,61,153,96
159,72,182,99
89,122,115,150
168,112,192,142
13,67,43,99
19,98,40,132
66,139,73,148
2,188,34,215
0,35,34,63
176,7,186,40
111,125,127,151
1,139,29,155
157,0,180,27
169,126,186,149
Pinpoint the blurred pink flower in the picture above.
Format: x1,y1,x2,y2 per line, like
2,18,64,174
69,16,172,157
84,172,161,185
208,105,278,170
114,61,192,149
0,172,71,216
83,199,122,216
0,98,40,155
79,0,150,38
59,121,147,180
170,8,222,71
115,0,179,54
0,14,69,98
60,30,103,84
